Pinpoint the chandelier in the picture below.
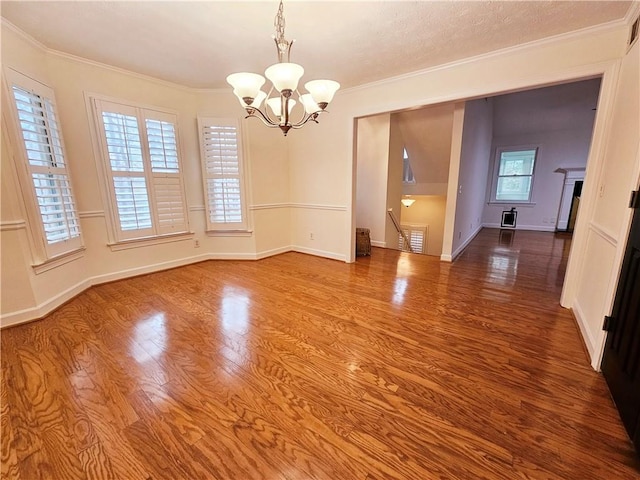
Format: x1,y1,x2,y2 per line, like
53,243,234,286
226,0,340,136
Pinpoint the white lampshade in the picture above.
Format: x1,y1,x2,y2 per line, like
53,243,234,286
226,72,265,100
235,90,266,109
267,97,296,117
401,198,416,208
265,63,304,92
304,79,340,106
300,94,321,114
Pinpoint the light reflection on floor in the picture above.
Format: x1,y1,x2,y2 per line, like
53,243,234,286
486,251,519,287
221,286,251,336
392,277,408,305
219,285,251,376
133,312,167,361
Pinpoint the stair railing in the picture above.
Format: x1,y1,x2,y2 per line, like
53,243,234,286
387,208,414,253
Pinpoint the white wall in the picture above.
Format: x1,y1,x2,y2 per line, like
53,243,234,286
452,98,494,257
196,91,290,257
482,79,600,231
286,22,628,265
400,196,447,256
393,104,454,196
564,37,640,369
355,114,391,246
442,103,466,261
483,128,596,230
386,117,404,248
0,24,290,325
1,26,90,320
285,21,633,370
2,12,638,364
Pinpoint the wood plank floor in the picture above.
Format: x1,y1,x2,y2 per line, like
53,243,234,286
2,228,639,479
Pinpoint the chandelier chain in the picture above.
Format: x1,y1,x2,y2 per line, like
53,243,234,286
273,0,291,62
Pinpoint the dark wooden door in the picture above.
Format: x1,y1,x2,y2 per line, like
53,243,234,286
602,198,640,452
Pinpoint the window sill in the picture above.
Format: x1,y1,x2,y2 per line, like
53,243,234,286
32,247,86,275
108,232,194,251
487,201,537,207
206,229,253,237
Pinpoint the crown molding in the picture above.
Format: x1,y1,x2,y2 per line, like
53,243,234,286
341,17,628,95
45,49,194,93
2,18,193,93
1,18,47,51
623,1,640,24
3,13,631,96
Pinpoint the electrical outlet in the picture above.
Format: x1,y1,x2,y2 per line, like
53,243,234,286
310,232,314,240
194,239,200,248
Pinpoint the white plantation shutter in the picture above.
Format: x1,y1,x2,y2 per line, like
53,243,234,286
94,99,188,241
198,117,247,231
100,108,152,237
145,116,188,234
7,72,82,259
31,174,80,242
398,225,427,254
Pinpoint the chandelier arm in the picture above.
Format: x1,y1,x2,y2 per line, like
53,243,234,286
245,108,279,127
291,89,308,125
290,112,321,129
256,89,281,125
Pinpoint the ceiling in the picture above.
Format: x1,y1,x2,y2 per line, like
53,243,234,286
1,1,634,90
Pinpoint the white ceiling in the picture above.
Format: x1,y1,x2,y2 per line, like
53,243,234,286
1,1,634,89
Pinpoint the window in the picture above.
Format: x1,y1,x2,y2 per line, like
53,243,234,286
492,147,538,203
6,70,82,260
197,117,248,232
92,99,189,241
402,148,415,184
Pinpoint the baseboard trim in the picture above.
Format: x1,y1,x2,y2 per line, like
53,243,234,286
255,246,292,260
482,223,556,232
91,253,213,286
371,240,386,248
572,301,598,369
452,225,484,260
292,245,346,262
1,278,91,328
1,245,347,328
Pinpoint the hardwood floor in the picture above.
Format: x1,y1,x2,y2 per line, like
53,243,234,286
2,228,639,479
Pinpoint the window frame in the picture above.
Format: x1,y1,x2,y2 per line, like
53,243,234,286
90,95,190,244
3,68,83,263
489,145,539,204
197,117,249,233
402,147,416,185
